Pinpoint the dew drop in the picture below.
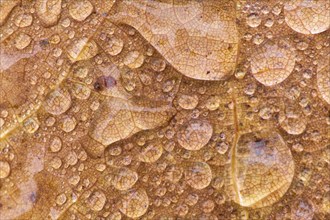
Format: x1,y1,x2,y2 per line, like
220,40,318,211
251,41,296,86
87,190,106,212
56,193,67,206
60,115,77,133
50,136,62,153
246,13,261,27
36,0,62,27
71,83,91,100
284,0,330,34
14,33,32,50
177,119,213,151
119,188,149,218
104,36,124,56
23,117,40,134
178,94,199,110
139,143,163,163
69,0,93,22
227,130,295,208
123,51,145,69
185,162,212,190
112,167,138,191
14,13,33,27
44,88,72,115
0,161,10,179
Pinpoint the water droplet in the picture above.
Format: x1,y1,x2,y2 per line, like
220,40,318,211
45,117,56,126
292,143,304,153
0,161,10,179
104,36,124,56
177,119,213,151
279,103,307,135
50,136,62,153
205,96,220,111
71,83,91,100
123,51,145,69
66,151,78,166
36,0,62,27
44,88,72,115
68,175,80,186
56,193,67,206
14,13,33,27
251,41,296,86
14,33,32,50
120,188,149,218
87,190,106,211
60,116,77,133
284,0,330,34
212,176,224,190
150,58,166,72
202,200,215,213
23,117,40,134
259,106,272,120
67,38,98,61
264,18,274,27
185,162,212,190
185,193,199,206
69,0,93,22
246,13,261,27
139,143,163,163
227,130,295,208
216,142,229,154
112,167,138,191
94,75,117,92
178,94,199,110
108,212,122,220
50,157,62,169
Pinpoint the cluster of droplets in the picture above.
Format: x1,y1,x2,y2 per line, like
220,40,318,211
0,0,329,219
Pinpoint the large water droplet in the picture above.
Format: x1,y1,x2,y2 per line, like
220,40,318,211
14,13,33,27
227,130,295,208
279,103,307,135
251,41,296,86
71,83,91,100
284,0,330,34
178,94,199,110
67,38,98,62
23,117,40,134
44,88,72,115
185,162,212,190
87,190,106,211
123,51,145,69
104,36,124,56
60,115,77,133
69,0,93,22
246,13,261,28
112,167,138,191
14,33,32,50
36,0,62,27
120,188,149,218
139,143,163,163
177,119,213,151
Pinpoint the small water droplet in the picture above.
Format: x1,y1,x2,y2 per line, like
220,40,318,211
0,161,10,179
